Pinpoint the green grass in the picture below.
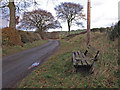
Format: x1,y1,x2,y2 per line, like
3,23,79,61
18,32,118,88
2,40,48,56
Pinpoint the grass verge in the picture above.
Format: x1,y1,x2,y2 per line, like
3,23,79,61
18,32,118,88
2,40,48,56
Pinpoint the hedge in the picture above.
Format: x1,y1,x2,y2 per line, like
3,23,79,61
2,27,23,46
109,21,120,41
2,27,42,46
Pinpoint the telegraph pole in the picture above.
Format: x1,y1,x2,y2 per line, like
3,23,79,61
87,0,91,45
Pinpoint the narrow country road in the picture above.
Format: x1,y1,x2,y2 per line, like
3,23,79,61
2,40,60,88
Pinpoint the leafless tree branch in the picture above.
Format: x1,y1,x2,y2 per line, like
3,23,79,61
0,4,8,8
55,2,85,33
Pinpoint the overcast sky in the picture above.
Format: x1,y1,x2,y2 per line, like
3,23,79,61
0,0,119,32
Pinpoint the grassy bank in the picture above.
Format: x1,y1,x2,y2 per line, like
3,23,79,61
2,40,48,56
19,32,118,88
59,30,86,39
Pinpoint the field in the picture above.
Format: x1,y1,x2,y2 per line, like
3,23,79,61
18,31,119,88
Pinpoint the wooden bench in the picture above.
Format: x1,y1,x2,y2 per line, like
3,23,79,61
72,45,100,73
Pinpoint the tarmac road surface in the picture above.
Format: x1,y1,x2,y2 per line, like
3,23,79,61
2,40,60,88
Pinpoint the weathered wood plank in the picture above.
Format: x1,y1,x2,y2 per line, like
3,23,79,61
75,51,79,57
88,45,97,51
72,45,100,73
75,57,93,61
85,60,91,65
78,60,82,65
82,60,87,65
75,51,80,59
78,51,83,58
73,52,77,65
80,60,83,65
82,53,86,58
73,52,75,60
87,45,99,57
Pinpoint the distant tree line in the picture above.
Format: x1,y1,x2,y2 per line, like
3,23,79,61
91,27,106,32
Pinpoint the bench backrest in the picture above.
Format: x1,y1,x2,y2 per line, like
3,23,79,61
85,45,100,59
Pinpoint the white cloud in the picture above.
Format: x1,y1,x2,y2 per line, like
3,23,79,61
1,0,119,31
0,19,9,29
91,0,118,28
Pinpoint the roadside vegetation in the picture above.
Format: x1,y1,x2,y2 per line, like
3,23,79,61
2,27,48,56
2,40,48,56
18,30,119,88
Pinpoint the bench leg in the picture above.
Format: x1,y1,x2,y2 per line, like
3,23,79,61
90,61,96,74
74,68,77,72
73,66,78,73
89,66,94,74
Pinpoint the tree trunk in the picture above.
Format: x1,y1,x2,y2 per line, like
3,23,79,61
8,0,16,29
39,30,45,39
67,20,71,34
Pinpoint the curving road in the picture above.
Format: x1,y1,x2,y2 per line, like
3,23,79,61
2,40,60,88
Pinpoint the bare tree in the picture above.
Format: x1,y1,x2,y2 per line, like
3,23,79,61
18,9,60,39
55,2,85,34
0,0,38,29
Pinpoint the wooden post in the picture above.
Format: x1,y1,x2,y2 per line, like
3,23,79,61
87,0,91,45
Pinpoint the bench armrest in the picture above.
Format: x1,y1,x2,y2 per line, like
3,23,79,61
84,50,88,56
94,51,100,61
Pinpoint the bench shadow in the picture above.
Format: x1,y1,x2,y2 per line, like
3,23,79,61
74,65,93,76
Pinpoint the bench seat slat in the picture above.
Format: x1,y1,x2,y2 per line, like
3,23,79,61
78,61,83,65
82,60,87,65
85,60,91,65
75,51,80,59
77,51,83,58
75,57,93,61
